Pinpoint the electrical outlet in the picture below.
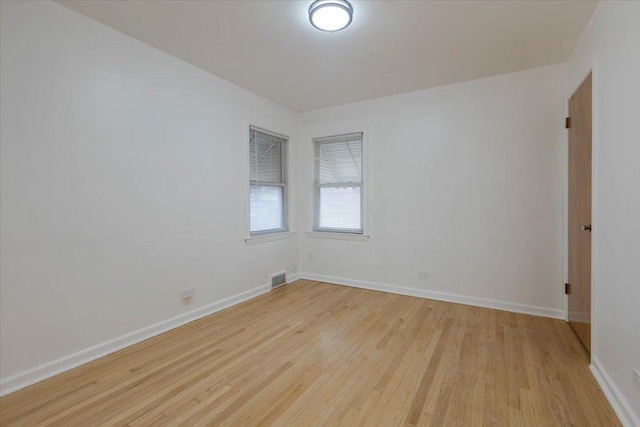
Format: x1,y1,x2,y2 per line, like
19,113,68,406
307,252,313,262
634,369,640,390
292,267,297,274
417,272,429,280
182,288,195,299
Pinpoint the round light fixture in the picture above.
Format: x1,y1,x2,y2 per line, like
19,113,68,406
309,0,353,33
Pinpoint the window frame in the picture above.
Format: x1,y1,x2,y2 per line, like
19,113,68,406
249,125,289,237
313,131,365,235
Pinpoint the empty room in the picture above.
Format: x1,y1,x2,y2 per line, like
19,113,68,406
1,0,638,425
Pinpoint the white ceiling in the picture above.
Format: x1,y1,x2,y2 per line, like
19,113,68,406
57,0,597,112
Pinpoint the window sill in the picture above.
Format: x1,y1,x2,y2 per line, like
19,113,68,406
245,231,295,245
305,232,369,242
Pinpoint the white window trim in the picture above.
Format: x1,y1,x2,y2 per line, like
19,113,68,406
245,120,294,243
308,126,369,240
245,231,296,245
305,231,369,241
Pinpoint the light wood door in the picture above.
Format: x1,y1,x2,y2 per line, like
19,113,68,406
568,72,592,353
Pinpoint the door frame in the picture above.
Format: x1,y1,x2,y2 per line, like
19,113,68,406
563,56,599,363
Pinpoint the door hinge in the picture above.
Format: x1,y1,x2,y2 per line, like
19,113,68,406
565,283,571,295
565,117,571,129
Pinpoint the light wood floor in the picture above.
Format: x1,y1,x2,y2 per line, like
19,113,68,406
0,280,620,426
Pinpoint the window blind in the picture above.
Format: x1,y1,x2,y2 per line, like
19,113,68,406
314,132,363,233
250,127,288,235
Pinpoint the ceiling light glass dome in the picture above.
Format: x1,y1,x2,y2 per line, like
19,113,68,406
309,0,353,33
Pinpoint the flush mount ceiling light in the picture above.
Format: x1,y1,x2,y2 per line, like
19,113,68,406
309,0,353,33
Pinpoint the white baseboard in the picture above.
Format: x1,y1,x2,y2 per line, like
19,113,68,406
591,357,640,427
287,272,300,283
0,283,271,397
300,273,565,320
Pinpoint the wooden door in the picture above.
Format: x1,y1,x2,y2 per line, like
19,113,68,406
568,73,592,353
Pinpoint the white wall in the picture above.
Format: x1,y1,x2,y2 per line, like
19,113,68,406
0,0,298,393
298,63,568,317
567,2,640,425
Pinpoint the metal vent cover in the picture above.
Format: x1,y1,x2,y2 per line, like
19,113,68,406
271,272,287,289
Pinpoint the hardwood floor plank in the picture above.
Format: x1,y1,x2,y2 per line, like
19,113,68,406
406,318,453,425
0,280,620,426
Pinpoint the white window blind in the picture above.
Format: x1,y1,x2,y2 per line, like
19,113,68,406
250,126,288,235
314,132,363,234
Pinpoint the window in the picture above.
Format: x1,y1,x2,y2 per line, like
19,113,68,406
314,132,363,234
250,126,288,235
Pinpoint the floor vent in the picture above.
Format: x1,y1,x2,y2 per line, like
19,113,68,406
271,272,287,289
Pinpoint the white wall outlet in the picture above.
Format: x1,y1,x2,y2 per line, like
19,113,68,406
633,369,640,390
182,287,195,299
307,252,313,261
417,272,429,279
292,267,297,274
